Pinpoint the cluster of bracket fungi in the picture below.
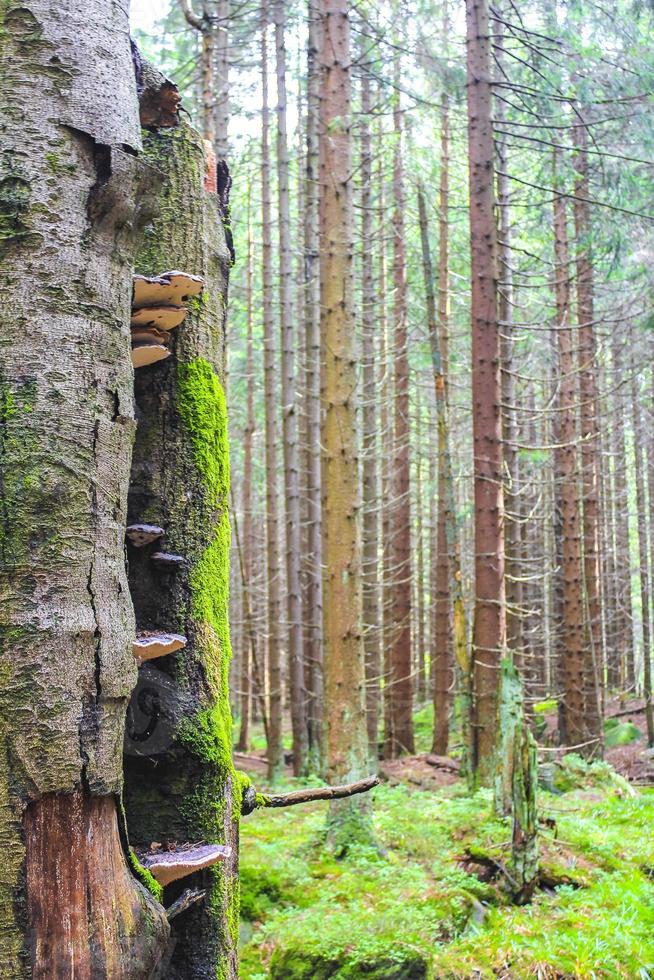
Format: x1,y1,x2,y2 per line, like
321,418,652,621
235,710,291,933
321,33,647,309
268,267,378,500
126,270,230,888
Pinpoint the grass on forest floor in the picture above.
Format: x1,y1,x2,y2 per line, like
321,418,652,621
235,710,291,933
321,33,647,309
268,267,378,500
237,763,654,979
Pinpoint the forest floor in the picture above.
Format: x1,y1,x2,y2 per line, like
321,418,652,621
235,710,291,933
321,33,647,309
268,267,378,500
236,705,654,979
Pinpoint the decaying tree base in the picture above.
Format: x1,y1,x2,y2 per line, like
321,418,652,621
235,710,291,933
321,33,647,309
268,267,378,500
24,792,169,979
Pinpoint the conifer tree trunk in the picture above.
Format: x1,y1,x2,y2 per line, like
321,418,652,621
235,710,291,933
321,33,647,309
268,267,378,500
571,110,603,755
388,56,415,757
466,0,505,782
260,8,283,779
360,64,381,757
552,159,585,749
417,185,468,761
0,4,177,973
320,0,372,844
629,340,654,746
275,0,306,776
236,192,255,753
303,0,324,773
609,335,634,690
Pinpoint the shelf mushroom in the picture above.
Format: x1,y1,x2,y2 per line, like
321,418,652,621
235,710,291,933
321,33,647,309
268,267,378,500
151,552,186,569
132,631,187,662
131,270,204,369
139,844,231,888
126,524,165,547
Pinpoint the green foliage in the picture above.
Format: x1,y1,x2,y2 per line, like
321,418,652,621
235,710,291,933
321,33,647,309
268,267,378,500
239,778,654,978
604,718,642,747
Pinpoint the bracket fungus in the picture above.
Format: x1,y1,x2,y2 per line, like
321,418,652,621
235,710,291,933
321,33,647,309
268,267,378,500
151,552,186,569
131,305,187,331
131,271,205,369
126,524,165,547
139,844,232,888
132,271,204,309
131,344,171,370
132,632,187,662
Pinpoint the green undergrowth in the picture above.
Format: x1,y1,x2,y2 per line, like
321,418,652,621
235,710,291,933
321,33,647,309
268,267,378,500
238,771,654,979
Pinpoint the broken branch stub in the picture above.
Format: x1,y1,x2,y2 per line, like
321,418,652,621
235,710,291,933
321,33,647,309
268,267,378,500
126,524,165,547
132,632,187,662
140,845,232,888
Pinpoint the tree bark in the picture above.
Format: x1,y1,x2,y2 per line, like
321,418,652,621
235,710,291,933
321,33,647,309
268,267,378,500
388,56,415,757
466,0,505,783
260,6,283,780
0,3,176,974
320,0,373,847
123,122,237,978
275,0,307,776
552,155,586,751
302,0,324,774
360,62,381,759
571,109,603,756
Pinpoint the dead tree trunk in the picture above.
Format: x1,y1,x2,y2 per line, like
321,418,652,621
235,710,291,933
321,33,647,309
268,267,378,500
466,0,505,783
123,122,237,978
0,5,183,974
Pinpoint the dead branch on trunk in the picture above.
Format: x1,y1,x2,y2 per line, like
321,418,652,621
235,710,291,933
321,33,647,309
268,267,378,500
242,776,379,815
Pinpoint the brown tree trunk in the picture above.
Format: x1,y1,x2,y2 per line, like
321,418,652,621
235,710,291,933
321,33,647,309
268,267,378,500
320,0,373,846
360,63,381,758
571,109,603,755
466,0,505,783
552,155,585,749
261,7,283,779
302,0,324,774
630,336,654,746
0,7,175,974
387,56,415,758
236,189,255,753
275,0,307,776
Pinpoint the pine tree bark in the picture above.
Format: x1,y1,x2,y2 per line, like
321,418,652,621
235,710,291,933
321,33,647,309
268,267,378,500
571,110,603,755
629,337,654,746
260,7,283,779
275,0,306,776
466,0,505,783
0,4,175,974
302,0,324,773
388,57,415,757
360,63,381,758
552,158,586,750
320,0,373,845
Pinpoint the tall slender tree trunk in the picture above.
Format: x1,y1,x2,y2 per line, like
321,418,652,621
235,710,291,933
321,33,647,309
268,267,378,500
215,0,230,161
303,0,324,774
360,62,381,757
417,185,468,760
320,0,372,845
495,18,522,670
466,0,505,783
571,109,603,755
630,337,654,746
609,335,634,690
261,8,283,779
388,56,415,757
552,155,585,749
236,189,256,752
415,398,427,703
275,0,306,776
